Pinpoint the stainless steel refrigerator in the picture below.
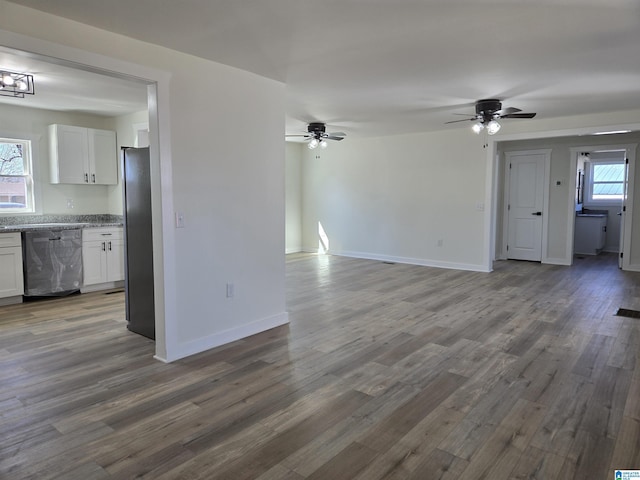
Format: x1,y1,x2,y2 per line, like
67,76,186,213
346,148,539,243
122,147,155,340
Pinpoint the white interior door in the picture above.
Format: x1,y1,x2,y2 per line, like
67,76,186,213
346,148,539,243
506,152,547,261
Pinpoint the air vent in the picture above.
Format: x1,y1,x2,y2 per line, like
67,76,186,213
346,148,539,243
615,308,640,318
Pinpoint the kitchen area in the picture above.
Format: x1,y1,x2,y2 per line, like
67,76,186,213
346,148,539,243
0,55,154,338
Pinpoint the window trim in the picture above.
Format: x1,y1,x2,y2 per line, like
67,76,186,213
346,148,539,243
0,136,36,214
584,158,625,207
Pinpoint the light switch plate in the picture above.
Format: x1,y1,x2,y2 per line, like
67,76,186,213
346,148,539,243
175,212,185,228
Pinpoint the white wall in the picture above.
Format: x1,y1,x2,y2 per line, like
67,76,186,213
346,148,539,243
168,61,286,351
302,130,489,271
107,110,149,214
0,0,287,361
0,103,114,215
285,142,303,253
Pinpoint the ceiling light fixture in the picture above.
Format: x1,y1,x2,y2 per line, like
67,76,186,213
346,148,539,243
0,69,35,98
486,119,501,135
307,137,331,150
471,118,501,135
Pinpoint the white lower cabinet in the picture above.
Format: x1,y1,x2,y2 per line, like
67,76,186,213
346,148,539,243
82,227,124,291
574,215,607,255
0,232,24,304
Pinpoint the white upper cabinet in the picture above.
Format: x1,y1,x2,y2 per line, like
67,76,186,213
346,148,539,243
49,124,118,185
88,128,118,185
50,125,88,184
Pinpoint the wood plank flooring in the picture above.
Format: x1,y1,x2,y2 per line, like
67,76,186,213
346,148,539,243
1,253,639,479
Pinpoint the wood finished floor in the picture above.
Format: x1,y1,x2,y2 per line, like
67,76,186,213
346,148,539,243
1,253,639,479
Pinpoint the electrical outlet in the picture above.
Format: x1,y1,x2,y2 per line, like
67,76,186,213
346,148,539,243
66,198,74,209
226,283,234,298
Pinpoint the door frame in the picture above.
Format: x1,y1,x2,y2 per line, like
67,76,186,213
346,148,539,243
502,149,551,262
569,144,637,269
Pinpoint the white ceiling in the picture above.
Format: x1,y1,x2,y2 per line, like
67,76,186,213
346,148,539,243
4,0,640,136
0,48,148,117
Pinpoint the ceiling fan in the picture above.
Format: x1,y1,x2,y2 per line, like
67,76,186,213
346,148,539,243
445,99,537,135
286,123,346,149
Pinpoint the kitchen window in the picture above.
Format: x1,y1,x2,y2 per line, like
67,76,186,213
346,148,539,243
0,137,34,213
585,159,625,205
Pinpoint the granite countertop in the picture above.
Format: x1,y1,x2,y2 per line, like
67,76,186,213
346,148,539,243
577,209,609,218
0,214,123,233
0,222,123,233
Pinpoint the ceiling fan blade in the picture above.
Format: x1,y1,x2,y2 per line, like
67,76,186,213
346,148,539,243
495,107,521,116
326,135,345,141
327,132,346,137
445,118,476,124
501,112,537,119
285,134,311,137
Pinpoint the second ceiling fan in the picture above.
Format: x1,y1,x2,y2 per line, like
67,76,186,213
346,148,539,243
286,123,346,149
446,99,537,135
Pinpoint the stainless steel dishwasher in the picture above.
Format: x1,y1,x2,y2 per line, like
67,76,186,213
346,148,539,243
22,229,83,297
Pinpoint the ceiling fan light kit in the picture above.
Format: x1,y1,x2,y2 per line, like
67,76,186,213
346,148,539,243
446,99,536,136
307,138,328,150
486,119,501,135
286,122,346,149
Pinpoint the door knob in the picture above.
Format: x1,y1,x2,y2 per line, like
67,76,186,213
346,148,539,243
531,212,542,216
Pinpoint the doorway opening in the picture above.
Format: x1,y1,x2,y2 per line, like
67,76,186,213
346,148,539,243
571,145,635,269
0,42,167,357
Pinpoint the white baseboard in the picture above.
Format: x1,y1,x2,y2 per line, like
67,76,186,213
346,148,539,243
161,311,290,363
543,257,572,266
337,250,490,272
81,280,125,293
0,295,22,306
